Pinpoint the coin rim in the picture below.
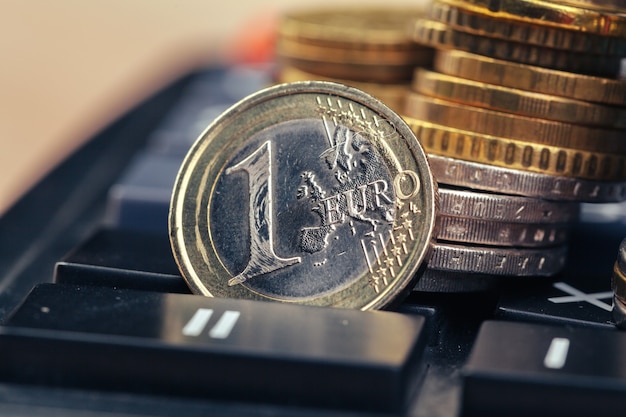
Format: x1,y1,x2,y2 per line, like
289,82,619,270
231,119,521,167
429,0,626,53
406,117,626,181
411,19,622,76
436,215,571,247
437,0,626,36
413,68,626,128
277,65,409,113
404,93,626,152
428,241,567,276
433,49,626,106
437,187,580,224
427,154,626,202
278,7,428,46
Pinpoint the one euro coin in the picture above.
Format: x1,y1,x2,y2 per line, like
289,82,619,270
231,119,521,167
169,81,437,310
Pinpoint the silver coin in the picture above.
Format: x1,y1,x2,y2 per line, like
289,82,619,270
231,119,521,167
438,186,580,224
428,241,567,276
429,154,626,203
413,268,499,292
437,215,570,247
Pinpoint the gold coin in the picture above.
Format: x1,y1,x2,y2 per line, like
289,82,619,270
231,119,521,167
169,81,437,310
434,50,626,105
411,19,622,76
275,56,419,83
404,118,626,181
275,37,432,67
412,68,626,128
429,0,626,54
404,93,626,153
277,65,409,113
437,0,626,36
278,7,428,47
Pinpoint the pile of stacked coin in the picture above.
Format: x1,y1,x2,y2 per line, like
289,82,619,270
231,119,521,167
274,8,434,113
613,238,626,328
403,0,626,289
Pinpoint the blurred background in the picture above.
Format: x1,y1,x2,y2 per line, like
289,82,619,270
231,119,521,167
0,0,421,215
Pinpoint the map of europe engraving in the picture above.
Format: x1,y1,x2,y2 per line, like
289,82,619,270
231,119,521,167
297,121,396,255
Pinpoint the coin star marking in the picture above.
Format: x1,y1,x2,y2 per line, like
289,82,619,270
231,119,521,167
169,82,436,310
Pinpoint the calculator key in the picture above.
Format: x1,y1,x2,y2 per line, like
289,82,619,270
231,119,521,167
462,320,626,417
105,153,181,233
147,66,271,156
104,67,271,233
496,221,620,329
0,284,427,412
400,291,498,347
397,293,442,346
54,229,188,293
496,275,614,329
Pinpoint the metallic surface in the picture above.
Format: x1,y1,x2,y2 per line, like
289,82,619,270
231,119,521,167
169,81,437,310
429,0,626,54
434,50,626,106
438,187,580,224
278,7,428,47
275,8,433,83
406,118,626,181
428,241,567,276
428,154,626,202
404,94,626,153
413,268,500,292
276,37,431,67
436,215,570,247
275,57,418,83
437,0,626,36
413,69,626,128
411,19,622,76
277,65,409,113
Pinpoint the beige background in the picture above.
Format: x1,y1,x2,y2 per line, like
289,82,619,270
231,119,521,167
0,0,425,215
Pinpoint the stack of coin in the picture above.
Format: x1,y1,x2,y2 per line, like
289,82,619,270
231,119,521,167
612,238,626,328
404,0,626,289
274,7,434,112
